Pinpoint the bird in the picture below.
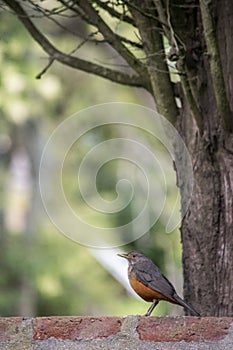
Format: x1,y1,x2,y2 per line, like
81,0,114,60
118,250,200,316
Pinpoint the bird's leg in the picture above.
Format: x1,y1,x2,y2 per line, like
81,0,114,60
145,300,159,316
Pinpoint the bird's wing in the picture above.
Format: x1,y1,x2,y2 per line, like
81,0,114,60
135,261,176,299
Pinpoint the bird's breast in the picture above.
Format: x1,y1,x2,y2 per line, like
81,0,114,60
129,276,171,302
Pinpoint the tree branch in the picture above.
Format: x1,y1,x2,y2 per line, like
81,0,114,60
111,33,142,49
177,58,203,132
61,1,142,49
153,0,172,42
36,58,55,79
157,0,202,132
129,0,178,125
3,0,151,91
94,0,136,27
75,0,147,78
200,0,233,132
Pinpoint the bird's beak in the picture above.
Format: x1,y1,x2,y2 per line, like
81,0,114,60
117,253,128,259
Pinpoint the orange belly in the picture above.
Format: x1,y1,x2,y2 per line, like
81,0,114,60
130,277,173,302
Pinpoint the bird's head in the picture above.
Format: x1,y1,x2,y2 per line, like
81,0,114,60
117,251,146,265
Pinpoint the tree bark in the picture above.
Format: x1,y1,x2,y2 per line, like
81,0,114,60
130,0,233,315
174,0,233,316
179,128,233,316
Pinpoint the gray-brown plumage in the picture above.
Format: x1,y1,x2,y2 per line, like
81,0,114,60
118,251,200,316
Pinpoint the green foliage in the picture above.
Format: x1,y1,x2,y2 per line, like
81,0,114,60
0,9,183,317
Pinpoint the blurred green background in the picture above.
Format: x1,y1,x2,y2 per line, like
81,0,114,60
0,9,183,317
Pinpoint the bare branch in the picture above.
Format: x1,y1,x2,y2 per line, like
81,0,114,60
75,0,147,78
3,0,151,90
57,1,142,49
26,0,80,37
68,30,99,55
153,0,185,51
153,0,171,41
124,0,166,30
36,58,55,79
94,0,136,27
27,0,69,18
166,0,179,53
59,0,91,23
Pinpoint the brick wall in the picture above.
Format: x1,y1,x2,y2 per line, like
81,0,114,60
0,316,232,349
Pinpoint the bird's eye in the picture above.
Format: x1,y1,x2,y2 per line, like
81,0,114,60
131,254,136,258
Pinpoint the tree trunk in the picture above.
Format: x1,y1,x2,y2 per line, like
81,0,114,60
131,0,233,316
175,0,233,316
179,126,233,316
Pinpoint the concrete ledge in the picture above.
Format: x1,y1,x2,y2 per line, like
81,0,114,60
0,316,232,349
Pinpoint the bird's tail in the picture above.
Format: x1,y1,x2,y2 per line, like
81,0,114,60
173,294,200,316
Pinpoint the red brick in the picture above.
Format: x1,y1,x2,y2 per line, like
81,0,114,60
138,317,233,342
33,316,122,340
0,317,25,342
